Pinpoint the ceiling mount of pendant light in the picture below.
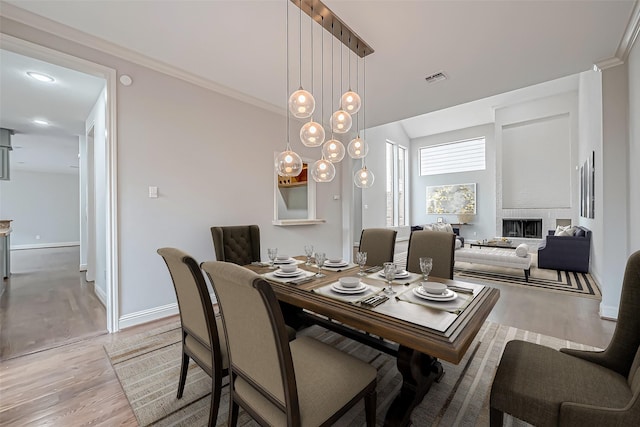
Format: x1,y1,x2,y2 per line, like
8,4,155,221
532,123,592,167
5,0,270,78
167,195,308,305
288,0,314,119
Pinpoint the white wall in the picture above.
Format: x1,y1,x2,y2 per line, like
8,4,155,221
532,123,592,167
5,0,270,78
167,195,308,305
410,124,495,242
628,39,640,253
0,169,79,247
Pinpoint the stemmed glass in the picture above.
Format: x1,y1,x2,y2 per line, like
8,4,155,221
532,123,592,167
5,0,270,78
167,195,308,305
356,251,367,276
419,257,433,281
304,245,314,266
383,262,396,295
314,252,326,277
267,248,278,269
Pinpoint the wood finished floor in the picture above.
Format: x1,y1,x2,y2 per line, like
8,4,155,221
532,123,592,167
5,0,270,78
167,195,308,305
0,247,616,426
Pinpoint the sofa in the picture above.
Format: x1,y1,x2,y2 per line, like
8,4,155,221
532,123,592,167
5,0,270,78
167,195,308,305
537,226,591,273
411,223,464,247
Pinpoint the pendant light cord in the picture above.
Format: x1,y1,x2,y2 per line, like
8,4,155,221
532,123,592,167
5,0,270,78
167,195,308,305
286,1,291,149
298,0,302,89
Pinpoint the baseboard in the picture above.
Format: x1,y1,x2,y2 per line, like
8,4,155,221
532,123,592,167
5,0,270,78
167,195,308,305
94,284,107,307
600,304,619,321
11,242,80,250
117,292,216,330
79,263,87,272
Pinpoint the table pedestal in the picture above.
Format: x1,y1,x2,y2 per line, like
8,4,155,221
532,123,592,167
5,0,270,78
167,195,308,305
384,345,444,427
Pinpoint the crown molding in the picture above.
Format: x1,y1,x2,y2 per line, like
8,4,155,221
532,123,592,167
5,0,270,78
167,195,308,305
616,0,640,62
0,1,285,116
594,56,625,70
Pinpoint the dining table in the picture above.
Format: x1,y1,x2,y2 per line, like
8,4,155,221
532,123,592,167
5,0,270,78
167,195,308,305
245,256,500,427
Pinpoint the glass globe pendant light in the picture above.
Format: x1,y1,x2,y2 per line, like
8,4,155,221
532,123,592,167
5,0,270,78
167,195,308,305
311,154,336,182
276,144,303,177
288,88,315,119
354,164,374,188
300,119,325,147
340,90,361,114
347,134,368,159
330,109,352,133
322,136,346,163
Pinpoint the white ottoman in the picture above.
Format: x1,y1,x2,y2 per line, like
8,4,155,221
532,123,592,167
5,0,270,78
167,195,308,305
455,246,532,281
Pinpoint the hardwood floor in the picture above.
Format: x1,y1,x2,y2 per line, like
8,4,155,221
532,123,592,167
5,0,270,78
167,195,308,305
0,247,617,425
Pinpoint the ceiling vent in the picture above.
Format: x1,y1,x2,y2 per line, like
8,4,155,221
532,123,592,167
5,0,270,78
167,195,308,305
425,71,447,84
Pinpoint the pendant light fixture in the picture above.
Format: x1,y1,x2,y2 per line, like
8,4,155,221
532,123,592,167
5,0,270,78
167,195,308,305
322,136,346,163
300,8,325,148
353,56,373,188
348,50,368,159
288,2,314,119
340,36,361,114
311,154,336,182
330,35,352,134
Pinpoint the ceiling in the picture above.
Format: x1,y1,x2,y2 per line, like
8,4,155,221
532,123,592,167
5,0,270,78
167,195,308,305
0,0,637,172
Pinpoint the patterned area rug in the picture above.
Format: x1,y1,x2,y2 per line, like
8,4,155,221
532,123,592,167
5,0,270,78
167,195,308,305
104,321,599,426
454,259,601,299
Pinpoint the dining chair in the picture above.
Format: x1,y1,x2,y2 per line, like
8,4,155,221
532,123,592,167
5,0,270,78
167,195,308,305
405,229,456,279
157,247,228,427
359,228,397,267
201,261,378,427
490,250,640,426
211,225,261,266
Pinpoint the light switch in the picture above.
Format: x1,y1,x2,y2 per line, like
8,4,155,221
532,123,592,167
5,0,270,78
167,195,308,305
149,186,158,198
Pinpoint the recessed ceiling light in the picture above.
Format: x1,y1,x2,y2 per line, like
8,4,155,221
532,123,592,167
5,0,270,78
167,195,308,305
27,71,55,83
33,119,49,126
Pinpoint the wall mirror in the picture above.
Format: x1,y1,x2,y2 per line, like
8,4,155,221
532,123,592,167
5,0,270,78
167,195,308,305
273,156,324,226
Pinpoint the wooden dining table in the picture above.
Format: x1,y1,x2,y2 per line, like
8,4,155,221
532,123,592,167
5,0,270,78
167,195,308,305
246,257,499,427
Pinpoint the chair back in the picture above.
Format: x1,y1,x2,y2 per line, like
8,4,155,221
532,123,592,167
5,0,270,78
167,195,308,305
211,225,261,265
157,247,219,357
359,228,397,267
406,230,456,279
202,261,298,417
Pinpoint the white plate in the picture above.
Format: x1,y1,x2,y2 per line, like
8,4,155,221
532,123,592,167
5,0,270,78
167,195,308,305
330,283,368,294
273,269,304,277
273,258,296,265
378,270,410,278
325,261,348,267
413,287,458,302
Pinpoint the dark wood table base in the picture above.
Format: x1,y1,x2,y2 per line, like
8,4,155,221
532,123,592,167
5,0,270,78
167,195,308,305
383,345,445,427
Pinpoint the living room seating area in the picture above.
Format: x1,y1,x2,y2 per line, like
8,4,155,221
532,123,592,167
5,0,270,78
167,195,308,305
537,226,591,273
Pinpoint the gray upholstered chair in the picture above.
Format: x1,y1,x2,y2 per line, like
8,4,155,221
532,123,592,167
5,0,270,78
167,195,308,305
490,250,640,426
359,228,397,267
201,261,377,427
405,229,456,279
211,225,261,266
157,247,228,427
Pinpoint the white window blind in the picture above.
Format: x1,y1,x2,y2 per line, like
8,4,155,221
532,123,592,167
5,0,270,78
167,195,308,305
419,137,485,176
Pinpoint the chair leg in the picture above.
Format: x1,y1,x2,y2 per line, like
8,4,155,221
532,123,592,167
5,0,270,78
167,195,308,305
364,388,376,427
208,374,222,427
229,399,239,427
490,406,504,427
177,351,189,399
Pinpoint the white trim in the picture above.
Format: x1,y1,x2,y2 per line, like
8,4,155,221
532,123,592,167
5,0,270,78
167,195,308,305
94,283,107,307
594,56,625,70
11,242,79,250
0,2,282,117
118,303,180,330
1,34,120,333
272,219,326,226
79,263,87,271
600,304,619,321
616,0,640,61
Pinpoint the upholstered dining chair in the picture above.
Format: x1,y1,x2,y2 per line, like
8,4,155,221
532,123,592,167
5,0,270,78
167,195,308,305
490,250,640,426
157,248,228,427
201,261,378,427
405,229,456,279
211,225,261,266
359,228,397,267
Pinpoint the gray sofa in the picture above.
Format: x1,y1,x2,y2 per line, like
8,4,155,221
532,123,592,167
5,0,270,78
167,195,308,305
537,226,591,273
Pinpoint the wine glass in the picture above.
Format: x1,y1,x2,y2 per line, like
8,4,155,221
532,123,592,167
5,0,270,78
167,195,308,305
419,257,433,281
356,251,367,276
383,262,396,295
315,252,326,277
267,248,278,269
304,245,314,265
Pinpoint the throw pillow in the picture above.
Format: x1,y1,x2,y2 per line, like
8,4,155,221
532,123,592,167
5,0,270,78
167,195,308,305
515,243,529,257
555,225,573,236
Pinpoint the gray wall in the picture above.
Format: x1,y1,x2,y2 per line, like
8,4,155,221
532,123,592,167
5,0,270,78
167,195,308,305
410,124,495,242
0,169,79,247
629,37,640,254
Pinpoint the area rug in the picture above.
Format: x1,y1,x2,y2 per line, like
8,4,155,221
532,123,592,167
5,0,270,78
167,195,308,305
454,260,601,300
104,321,599,426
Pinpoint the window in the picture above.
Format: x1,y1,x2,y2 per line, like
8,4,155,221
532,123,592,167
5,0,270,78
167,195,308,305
386,140,408,227
419,137,485,176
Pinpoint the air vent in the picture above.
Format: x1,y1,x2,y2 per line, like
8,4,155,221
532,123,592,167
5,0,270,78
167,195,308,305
425,72,447,84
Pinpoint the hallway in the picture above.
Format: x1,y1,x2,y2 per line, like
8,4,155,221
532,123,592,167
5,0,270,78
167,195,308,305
0,246,106,360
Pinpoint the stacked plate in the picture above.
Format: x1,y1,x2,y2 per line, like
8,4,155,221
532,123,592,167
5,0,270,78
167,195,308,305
330,282,368,294
413,286,458,302
273,268,304,278
324,259,348,268
378,269,410,279
273,258,296,265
